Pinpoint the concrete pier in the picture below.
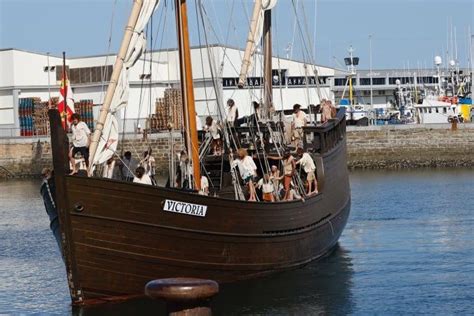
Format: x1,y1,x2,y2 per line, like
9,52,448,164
0,123,473,178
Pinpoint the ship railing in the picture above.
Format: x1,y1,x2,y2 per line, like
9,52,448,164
302,108,346,155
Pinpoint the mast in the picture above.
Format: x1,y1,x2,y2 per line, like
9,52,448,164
238,0,262,88
369,34,373,107
88,0,144,173
263,9,272,116
175,0,200,189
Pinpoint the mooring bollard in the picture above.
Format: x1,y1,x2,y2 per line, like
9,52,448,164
145,278,219,316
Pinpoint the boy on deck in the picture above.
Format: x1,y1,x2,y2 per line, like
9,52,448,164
295,147,318,195
69,113,91,174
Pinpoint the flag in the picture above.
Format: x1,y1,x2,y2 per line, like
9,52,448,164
57,75,75,129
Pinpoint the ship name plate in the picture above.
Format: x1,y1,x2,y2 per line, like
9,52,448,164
163,199,207,217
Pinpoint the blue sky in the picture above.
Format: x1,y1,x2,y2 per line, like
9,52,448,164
1,0,473,70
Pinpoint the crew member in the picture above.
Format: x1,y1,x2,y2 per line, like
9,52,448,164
69,113,91,174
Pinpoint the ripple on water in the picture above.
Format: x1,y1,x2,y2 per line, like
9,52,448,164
1,170,473,315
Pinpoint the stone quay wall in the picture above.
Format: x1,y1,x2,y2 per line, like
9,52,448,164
0,133,183,178
0,124,473,178
346,124,474,169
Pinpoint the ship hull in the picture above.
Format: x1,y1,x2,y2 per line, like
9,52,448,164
48,110,351,305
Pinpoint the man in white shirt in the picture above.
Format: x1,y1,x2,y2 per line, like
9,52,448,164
140,150,156,185
237,148,257,201
256,173,275,202
69,113,91,174
133,166,152,185
291,104,308,147
199,175,210,195
295,147,318,195
226,99,239,126
204,116,222,155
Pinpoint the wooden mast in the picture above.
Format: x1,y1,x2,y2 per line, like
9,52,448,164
263,9,272,117
88,0,144,173
238,0,262,89
175,0,200,189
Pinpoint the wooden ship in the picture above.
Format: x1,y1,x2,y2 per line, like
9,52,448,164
48,0,351,305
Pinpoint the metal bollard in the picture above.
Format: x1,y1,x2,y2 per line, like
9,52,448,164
145,278,219,316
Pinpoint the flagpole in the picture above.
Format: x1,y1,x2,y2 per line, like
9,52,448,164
62,51,67,130
47,52,52,108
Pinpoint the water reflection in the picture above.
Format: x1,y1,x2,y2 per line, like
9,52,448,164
213,245,355,315
71,245,354,315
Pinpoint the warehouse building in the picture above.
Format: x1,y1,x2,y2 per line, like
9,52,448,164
0,46,335,136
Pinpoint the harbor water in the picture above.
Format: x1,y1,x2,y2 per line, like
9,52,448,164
0,169,473,314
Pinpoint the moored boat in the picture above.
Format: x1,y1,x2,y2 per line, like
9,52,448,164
48,0,351,305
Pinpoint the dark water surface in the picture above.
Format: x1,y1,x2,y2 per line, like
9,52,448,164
1,169,473,315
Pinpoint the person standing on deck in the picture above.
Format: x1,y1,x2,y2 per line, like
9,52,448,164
271,165,281,200
133,166,152,185
102,157,116,179
295,147,318,195
237,148,258,201
122,151,138,182
199,175,210,196
257,173,275,202
226,99,239,126
291,104,307,147
321,100,336,123
140,150,156,185
281,151,296,201
204,116,222,156
69,113,91,174
178,151,193,189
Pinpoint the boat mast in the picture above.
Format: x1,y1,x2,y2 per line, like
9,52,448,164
88,0,144,173
238,0,262,89
263,8,272,117
175,0,200,189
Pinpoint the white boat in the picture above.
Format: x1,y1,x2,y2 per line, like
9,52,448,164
415,96,461,124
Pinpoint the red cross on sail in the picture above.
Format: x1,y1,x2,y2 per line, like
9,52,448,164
57,74,75,129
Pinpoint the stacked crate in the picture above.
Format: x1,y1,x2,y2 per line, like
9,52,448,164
153,98,167,130
32,100,50,136
18,98,39,136
165,88,184,130
149,88,183,131
74,99,94,131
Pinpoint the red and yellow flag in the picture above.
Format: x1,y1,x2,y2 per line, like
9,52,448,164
57,75,75,129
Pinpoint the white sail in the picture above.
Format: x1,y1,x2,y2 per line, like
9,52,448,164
95,113,119,165
92,0,159,166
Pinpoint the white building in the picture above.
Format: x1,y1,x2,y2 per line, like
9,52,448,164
0,46,335,136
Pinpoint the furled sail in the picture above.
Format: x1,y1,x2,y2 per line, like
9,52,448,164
92,0,159,167
238,0,277,87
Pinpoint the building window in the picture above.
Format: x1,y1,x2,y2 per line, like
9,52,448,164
389,77,412,85
334,78,355,86
56,65,113,84
361,77,386,85
418,76,439,84
443,107,447,114
372,77,386,85
435,108,439,113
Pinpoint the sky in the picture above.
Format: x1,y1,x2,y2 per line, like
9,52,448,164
0,0,473,70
